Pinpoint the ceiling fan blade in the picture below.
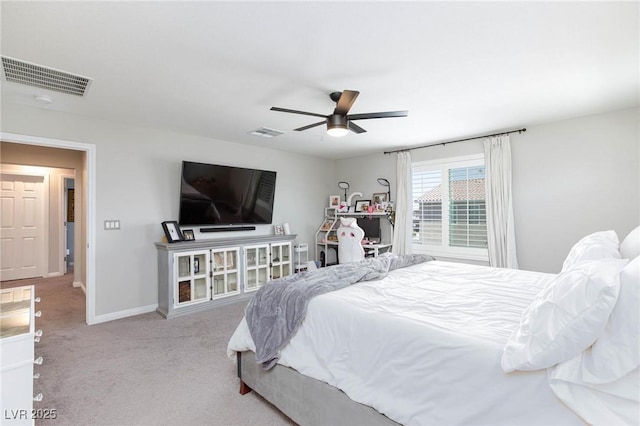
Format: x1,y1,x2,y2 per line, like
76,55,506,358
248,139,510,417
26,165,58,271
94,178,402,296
348,110,409,121
294,120,326,131
334,90,360,115
348,121,367,134
271,107,327,119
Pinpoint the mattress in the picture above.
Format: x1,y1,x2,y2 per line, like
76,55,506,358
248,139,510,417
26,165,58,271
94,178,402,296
228,260,583,425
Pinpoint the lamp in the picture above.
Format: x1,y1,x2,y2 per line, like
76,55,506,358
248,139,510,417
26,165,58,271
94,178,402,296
327,115,348,137
377,178,391,203
338,182,350,201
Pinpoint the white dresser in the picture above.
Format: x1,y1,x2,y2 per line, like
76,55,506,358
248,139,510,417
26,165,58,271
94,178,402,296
1,286,41,426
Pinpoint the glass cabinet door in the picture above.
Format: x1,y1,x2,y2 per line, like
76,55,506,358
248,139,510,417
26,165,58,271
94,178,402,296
270,242,292,280
244,245,269,292
281,244,291,263
174,250,210,307
211,247,240,298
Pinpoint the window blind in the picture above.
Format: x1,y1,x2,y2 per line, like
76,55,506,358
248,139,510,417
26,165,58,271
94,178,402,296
411,156,488,260
412,169,442,245
448,166,487,248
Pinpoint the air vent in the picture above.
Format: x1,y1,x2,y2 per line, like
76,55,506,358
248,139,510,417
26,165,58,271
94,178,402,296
249,127,285,138
1,56,92,97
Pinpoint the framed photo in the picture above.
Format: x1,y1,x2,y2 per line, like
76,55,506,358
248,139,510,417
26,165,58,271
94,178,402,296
329,195,341,208
354,200,371,213
182,229,195,241
274,225,284,235
320,220,334,231
161,221,183,243
372,192,388,205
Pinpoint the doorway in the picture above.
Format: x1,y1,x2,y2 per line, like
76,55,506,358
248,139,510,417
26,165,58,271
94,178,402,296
0,132,96,325
64,177,75,274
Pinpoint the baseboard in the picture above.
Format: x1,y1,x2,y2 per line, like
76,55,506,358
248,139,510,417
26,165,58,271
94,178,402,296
73,281,86,294
46,272,63,278
92,303,158,324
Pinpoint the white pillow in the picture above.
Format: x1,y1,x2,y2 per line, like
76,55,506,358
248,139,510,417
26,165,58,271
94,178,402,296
619,226,640,260
561,230,621,272
581,256,640,384
501,258,628,373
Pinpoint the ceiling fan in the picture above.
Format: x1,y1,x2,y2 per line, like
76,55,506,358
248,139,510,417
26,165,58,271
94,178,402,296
270,90,408,137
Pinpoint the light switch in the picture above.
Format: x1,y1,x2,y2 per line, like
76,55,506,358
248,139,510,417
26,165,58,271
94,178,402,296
104,220,121,230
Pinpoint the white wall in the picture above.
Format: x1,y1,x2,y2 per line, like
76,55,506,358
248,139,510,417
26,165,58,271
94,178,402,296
2,104,334,317
2,103,637,317
512,107,639,272
336,107,639,273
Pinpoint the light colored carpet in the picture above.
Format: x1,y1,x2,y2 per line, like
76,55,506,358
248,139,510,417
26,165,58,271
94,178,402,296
1,275,295,426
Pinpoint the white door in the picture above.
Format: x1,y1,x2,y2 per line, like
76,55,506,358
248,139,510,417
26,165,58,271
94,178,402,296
0,174,45,281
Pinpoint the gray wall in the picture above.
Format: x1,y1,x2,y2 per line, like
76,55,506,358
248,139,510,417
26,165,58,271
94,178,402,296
2,103,637,319
512,108,639,272
2,103,334,317
336,107,639,273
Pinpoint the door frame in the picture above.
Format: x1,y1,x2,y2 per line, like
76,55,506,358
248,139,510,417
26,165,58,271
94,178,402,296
1,132,97,325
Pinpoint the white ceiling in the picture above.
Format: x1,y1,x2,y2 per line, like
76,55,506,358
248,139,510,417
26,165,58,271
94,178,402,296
1,1,638,160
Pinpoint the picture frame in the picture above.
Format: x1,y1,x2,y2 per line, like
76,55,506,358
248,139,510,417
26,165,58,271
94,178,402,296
274,224,284,235
329,195,341,208
182,229,195,241
354,200,371,213
320,220,334,231
372,192,388,205
161,221,183,243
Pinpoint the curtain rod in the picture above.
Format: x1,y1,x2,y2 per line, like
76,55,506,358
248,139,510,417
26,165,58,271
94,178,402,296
383,128,527,155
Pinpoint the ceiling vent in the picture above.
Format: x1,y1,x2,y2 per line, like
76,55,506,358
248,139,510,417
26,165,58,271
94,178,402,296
1,56,92,97
249,127,286,138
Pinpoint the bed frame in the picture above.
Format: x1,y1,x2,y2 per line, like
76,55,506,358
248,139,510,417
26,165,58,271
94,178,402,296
237,351,399,426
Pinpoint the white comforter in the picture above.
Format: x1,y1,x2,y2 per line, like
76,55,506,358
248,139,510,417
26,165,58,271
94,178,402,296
228,261,582,425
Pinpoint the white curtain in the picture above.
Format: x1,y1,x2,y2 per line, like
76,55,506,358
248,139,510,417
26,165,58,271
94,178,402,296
484,135,519,268
392,151,412,255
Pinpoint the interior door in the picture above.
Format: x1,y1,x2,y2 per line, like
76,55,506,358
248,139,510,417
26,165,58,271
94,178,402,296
0,173,45,281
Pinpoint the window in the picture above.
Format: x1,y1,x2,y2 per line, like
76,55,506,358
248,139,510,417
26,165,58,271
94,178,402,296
412,155,488,261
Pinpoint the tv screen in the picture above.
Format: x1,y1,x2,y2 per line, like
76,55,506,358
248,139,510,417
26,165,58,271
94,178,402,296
179,161,277,226
357,217,381,240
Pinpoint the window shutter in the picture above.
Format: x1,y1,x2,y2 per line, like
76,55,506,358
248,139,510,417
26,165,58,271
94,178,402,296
448,166,487,248
411,155,488,261
412,169,442,245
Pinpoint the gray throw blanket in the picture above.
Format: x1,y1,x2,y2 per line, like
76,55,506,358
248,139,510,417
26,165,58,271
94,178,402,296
245,253,434,370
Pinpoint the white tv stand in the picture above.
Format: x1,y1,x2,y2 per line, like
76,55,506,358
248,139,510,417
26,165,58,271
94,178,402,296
155,234,296,318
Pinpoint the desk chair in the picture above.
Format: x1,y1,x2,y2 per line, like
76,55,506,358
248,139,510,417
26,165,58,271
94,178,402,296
337,217,365,264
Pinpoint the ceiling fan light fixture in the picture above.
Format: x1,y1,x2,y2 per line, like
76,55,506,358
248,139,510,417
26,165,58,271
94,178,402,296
327,114,348,137
271,90,407,136
327,126,348,137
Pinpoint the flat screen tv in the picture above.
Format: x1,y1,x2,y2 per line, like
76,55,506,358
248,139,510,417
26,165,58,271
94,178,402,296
357,217,381,240
178,161,277,226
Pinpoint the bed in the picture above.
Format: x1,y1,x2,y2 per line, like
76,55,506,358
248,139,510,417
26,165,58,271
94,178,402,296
227,227,639,425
